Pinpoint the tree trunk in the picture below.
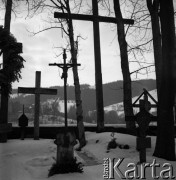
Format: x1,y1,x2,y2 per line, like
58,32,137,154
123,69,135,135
113,0,136,130
153,0,176,161
146,0,162,98
4,0,12,32
0,0,12,143
66,5,86,148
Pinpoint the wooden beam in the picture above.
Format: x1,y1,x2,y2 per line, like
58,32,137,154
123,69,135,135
18,87,57,95
18,87,35,94
49,63,81,68
54,12,134,25
37,88,57,95
133,104,157,108
92,0,104,132
34,71,40,140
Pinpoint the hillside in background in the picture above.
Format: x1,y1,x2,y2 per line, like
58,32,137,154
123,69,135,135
10,79,156,112
1,79,156,125
6,79,156,116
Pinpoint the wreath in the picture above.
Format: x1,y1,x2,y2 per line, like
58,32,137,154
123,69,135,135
0,28,25,95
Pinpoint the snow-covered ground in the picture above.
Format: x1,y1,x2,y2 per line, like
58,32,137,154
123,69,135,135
0,132,176,180
42,99,76,113
10,93,31,99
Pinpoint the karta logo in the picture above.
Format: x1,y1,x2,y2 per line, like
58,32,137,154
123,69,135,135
103,158,175,179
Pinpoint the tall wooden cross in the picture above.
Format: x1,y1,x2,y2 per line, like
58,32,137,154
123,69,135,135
49,49,80,131
54,0,134,132
18,71,57,140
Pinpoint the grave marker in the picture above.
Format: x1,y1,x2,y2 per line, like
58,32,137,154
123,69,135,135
18,105,28,140
18,71,57,140
135,100,152,163
132,89,158,163
54,132,76,165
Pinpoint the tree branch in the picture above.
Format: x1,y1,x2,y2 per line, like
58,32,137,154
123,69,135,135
130,64,154,74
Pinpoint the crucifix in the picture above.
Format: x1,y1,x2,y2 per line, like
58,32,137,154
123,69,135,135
49,49,80,131
54,0,134,132
18,71,57,140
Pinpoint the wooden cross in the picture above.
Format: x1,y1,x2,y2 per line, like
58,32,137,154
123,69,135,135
18,71,57,140
54,0,134,132
128,88,158,163
49,49,80,131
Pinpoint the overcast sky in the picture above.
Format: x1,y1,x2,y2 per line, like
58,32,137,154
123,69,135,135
0,0,165,89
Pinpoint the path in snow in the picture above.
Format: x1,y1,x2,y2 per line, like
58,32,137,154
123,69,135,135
76,150,102,166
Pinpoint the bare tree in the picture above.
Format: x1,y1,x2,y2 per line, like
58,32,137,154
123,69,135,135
153,0,176,161
123,0,176,161
129,0,176,161
146,0,162,97
113,0,136,130
99,0,176,160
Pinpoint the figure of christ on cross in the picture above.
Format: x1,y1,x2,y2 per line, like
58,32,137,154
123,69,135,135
54,0,134,132
18,71,57,140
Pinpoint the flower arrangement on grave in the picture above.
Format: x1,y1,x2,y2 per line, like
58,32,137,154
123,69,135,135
48,157,83,177
107,132,118,150
0,27,25,95
107,132,130,152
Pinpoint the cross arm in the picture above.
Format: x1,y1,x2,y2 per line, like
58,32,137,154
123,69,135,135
54,12,134,25
18,87,36,94
133,104,157,108
49,63,81,68
18,87,57,95
39,88,57,95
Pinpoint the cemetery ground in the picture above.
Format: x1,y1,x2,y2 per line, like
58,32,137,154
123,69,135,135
0,131,176,180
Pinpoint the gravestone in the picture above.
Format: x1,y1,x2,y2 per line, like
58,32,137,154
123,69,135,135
18,105,28,140
18,71,57,140
54,132,76,165
48,131,83,176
